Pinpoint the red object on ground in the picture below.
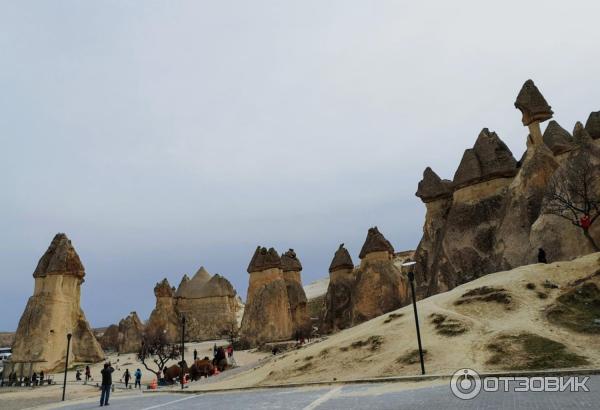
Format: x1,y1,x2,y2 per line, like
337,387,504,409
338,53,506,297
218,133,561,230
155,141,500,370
581,215,591,230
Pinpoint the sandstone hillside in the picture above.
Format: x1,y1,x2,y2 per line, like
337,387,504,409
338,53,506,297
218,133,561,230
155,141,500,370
191,252,600,389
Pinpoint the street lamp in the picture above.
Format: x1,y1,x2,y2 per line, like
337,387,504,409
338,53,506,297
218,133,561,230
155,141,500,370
62,333,72,401
402,261,425,375
180,315,186,390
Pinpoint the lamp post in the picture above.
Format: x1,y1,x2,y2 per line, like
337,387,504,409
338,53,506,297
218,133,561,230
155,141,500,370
62,333,72,401
402,262,425,375
180,315,186,390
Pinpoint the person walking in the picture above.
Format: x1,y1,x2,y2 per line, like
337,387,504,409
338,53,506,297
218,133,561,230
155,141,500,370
123,369,131,389
193,349,198,361
85,365,91,382
76,370,82,381
100,363,114,407
134,369,142,389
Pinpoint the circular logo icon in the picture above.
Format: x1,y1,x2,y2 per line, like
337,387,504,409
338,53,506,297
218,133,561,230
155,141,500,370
450,368,482,400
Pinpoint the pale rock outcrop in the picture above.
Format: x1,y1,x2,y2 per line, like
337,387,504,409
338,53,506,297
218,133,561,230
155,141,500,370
145,279,180,342
281,249,311,337
240,247,293,345
11,234,104,372
352,228,408,323
174,267,239,341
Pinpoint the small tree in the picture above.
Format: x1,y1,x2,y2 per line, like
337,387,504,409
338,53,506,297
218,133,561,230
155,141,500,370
544,151,600,251
137,330,181,379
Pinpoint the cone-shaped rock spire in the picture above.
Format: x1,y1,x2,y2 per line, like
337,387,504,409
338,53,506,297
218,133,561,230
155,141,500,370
33,233,84,278
573,121,593,144
175,274,190,297
514,79,553,126
328,243,354,272
247,246,281,273
416,167,453,202
359,227,394,259
154,278,174,297
543,120,573,155
281,249,303,272
585,111,600,140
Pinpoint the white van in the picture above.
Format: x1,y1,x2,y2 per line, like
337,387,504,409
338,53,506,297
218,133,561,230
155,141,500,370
0,347,12,361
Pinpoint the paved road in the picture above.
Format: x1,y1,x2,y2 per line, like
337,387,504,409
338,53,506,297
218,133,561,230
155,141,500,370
42,376,600,410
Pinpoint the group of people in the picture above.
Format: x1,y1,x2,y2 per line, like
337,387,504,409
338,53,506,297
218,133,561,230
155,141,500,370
98,363,143,406
1,370,46,386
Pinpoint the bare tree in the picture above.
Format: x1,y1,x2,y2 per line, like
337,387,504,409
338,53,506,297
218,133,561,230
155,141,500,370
137,330,181,379
544,151,600,251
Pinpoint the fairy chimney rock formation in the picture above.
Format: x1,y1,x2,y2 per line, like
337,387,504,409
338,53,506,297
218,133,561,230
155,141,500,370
416,167,453,203
281,249,311,337
240,247,293,345
573,121,594,145
358,226,395,262
100,312,145,353
585,111,600,139
353,228,407,324
514,79,553,126
12,233,104,372
174,267,240,341
322,244,356,333
145,278,180,342
543,121,574,155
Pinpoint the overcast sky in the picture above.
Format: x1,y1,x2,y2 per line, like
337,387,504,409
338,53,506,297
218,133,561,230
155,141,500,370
1,1,599,331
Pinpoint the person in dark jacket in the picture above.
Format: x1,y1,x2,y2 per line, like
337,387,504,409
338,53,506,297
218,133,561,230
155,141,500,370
100,363,114,406
123,369,131,388
134,369,142,389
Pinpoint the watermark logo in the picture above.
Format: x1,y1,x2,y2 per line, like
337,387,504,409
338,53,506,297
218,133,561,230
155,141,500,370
450,368,482,399
450,368,590,400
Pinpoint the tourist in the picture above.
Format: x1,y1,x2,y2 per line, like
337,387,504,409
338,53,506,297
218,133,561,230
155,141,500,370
100,363,114,407
76,369,82,381
134,369,142,389
193,349,198,361
538,248,548,264
31,372,38,386
40,371,44,385
85,365,91,382
227,345,233,358
123,369,131,388
213,343,217,357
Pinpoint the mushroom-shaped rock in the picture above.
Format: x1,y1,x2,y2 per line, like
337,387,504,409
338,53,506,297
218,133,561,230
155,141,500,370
33,233,85,279
247,246,281,273
329,244,354,272
573,121,593,144
543,121,573,155
585,111,600,139
415,167,453,202
358,227,394,259
281,249,302,272
154,278,174,298
514,79,553,126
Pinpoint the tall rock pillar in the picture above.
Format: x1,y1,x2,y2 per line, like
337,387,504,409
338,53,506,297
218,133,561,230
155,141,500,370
321,244,355,334
12,233,104,372
281,249,311,338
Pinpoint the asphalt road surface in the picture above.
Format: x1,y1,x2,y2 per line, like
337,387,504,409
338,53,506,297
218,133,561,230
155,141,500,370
43,375,600,410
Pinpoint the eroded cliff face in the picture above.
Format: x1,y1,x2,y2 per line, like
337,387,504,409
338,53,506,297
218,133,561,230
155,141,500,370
12,234,104,373
413,81,600,299
99,312,144,353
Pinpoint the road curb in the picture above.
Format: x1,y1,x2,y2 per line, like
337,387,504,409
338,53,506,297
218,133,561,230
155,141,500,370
143,367,600,395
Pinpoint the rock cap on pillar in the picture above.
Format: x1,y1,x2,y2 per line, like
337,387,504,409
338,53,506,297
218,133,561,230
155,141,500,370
358,227,394,259
543,120,573,155
281,249,302,272
33,233,85,279
584,111,600,140
247,246,282,273
415,167,453,202
514,79,553,126
573,121,594,144
328,244,354,273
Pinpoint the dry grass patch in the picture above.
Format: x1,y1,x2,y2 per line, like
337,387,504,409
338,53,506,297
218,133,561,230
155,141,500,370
340,335,384,353
429,313,469,336
396,349,428,365
546,280,600,334
485,332,588,370
454,286,512,306
383,313,404,324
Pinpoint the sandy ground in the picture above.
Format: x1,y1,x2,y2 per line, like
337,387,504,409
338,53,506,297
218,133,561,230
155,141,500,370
0,340,268,409
186,252,600,390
